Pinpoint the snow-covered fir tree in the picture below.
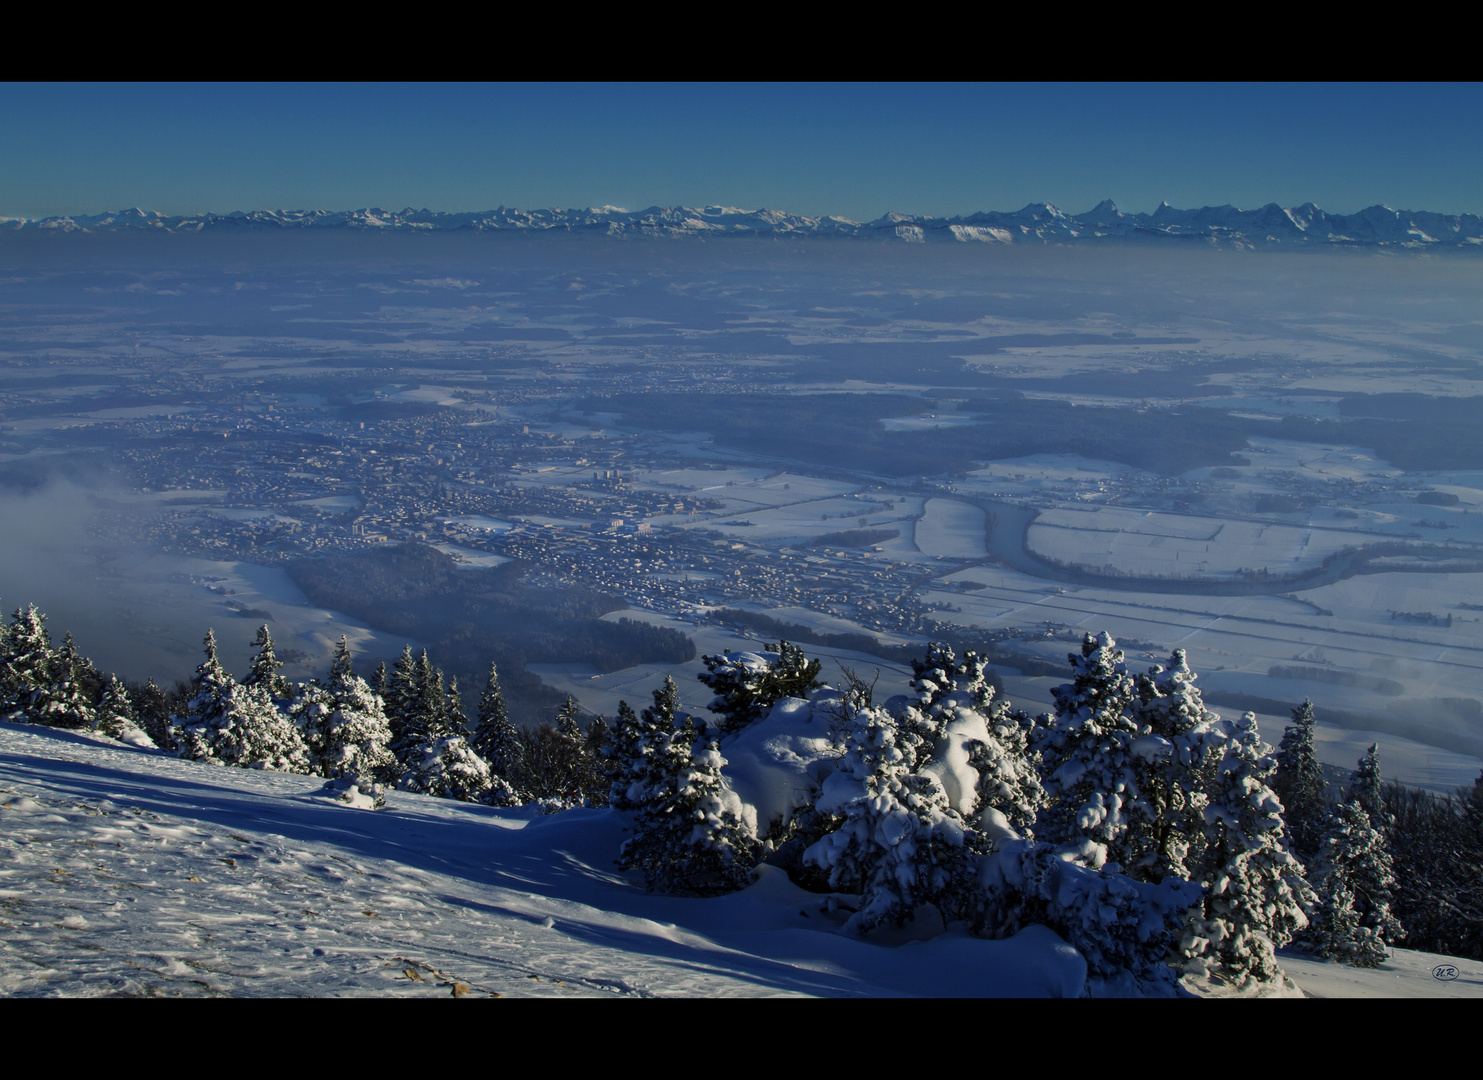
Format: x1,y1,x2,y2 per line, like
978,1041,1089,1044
803,705,972,934
908,641,999,712
94,674,155,748
173,630,311,773
383,645,422,764
1124,648,1225,884
1348,743,1387,823
470,662,524,805
243,624,292,702
610,677,687,810
899,642,1043,838
296,637,398,786
171,629,233,760
606,700,646,810
384,646,416,720
1273,699,1329,863
443,676,467,735
964,695,1045,841
387,649,449,770
396,658,498,802
618,715,760,895
1034,632,1142,870
1306,799,1402,967
1181,711,1311,985
1,604,53,722
555,695,604,804
29,631,97,730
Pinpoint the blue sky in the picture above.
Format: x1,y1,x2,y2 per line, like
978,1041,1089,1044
3,83,1480,220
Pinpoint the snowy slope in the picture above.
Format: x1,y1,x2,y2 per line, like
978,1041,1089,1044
3,720,1477,998
0,721,1080,998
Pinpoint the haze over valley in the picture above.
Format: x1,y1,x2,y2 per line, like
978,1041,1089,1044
2,219,1483,792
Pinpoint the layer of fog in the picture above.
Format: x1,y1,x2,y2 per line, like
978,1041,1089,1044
0,478,420,686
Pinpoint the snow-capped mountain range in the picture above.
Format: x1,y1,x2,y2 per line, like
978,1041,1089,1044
5,201,1483,249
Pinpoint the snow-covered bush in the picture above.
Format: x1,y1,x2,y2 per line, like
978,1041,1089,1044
976,834,1204,997
176,680,313,773
400,734,497,803
803,705,973,934
697,641,822,735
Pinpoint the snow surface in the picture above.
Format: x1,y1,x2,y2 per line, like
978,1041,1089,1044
0,721,1083,998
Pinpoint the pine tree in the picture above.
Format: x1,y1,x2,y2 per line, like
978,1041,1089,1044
31,631,98,730
388,649,444,769
172,629,234,760
909,641,998,712
582,713,612,808
385,646,417,720
128,677,174,750
897,642,1042,838
519,697,595,807
1124,648,1224,884
965,693,1045,840
1273,699,1329,863
553,695,597,803
1385,780,1483,960
606,700,647,809
442,675,467,736
384,645,420,760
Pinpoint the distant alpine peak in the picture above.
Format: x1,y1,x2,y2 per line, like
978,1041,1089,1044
5,201,1481,249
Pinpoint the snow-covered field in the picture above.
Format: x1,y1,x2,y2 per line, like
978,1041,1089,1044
4,721,1476,999
440,515,515,534
428,543,512,570
1027,508,1357,578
